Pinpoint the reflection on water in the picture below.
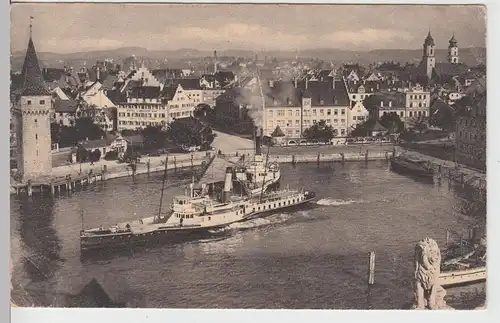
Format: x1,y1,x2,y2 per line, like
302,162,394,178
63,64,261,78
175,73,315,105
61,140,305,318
10,162,486,308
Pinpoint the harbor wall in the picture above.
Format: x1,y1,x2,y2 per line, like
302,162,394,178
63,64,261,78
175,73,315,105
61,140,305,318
267,151,396,164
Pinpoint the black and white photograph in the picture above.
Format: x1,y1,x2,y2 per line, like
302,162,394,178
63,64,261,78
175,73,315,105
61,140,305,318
9,2,487,310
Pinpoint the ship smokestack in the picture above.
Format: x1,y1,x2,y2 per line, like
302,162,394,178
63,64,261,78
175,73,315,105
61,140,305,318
254,127,262,155
223,167,233,203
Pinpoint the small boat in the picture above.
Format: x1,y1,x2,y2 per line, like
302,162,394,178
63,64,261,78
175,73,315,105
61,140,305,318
439,240,487,287
390,155,434,178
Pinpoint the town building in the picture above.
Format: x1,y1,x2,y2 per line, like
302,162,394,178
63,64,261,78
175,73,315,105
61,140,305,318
263,79,350,140
455,90,486,171
405,83,431,119
344,80,374,133
113,86,167,131
11,31,52,180
162,84,197,122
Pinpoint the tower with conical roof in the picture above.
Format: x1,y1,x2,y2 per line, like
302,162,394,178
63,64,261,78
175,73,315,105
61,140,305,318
448,33,459,64
422,30,436,81
12,20,52,180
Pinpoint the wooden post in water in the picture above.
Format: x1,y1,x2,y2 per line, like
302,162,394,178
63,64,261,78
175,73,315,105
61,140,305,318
365,150,369,162
174,156,177,173
191,154,194,172
392,146,396,158
368,251,375,285
292,154,296,165
147,159,151,178
341,153,345,165
50,179,55,197
27,180,33,197
385,151,388,161
317,153,320,166
102,165,107,181
445,229,450,248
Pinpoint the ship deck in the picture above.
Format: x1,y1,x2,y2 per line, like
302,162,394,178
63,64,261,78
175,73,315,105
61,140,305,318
197,155,245,185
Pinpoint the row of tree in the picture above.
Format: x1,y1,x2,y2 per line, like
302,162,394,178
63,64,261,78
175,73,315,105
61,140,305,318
51,117,106,148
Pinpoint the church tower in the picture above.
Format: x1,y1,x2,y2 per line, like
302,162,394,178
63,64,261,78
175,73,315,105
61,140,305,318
448,33,459,64
12,20,52,181
422,30,436,81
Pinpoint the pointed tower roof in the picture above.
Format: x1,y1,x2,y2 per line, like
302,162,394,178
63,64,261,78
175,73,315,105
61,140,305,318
424,30,435,46
19,37,50,96
449,33,458,47
271,125,285,137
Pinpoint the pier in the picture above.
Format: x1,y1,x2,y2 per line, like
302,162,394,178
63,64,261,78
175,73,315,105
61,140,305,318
11,152,213,198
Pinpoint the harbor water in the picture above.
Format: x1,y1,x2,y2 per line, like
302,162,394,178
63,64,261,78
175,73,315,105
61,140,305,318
10,160,486,309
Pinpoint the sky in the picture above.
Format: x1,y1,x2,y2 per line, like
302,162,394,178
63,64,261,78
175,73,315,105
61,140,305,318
11,3,487,53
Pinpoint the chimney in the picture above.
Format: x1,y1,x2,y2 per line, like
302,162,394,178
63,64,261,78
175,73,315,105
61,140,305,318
223,167,233,203
377,83,380,90
380,101,384,107
306,78,309,89
389,101,392,107
294,78,298,88
255,129,262,156
96,66,101,81
332,79,336,89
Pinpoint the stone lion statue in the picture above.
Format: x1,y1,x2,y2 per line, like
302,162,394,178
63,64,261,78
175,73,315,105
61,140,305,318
412,237,448,310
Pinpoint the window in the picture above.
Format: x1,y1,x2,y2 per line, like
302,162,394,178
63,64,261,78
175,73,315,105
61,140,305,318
35,134,38,140
320,109,324,115
288,110,292,116
341,129,346,136
312,109,317,116
353,116,356,121
334,110,338,116
268,110,273,116
40,100,45,105
295,110,300,116
36,150,38,156
27,100,32,105
327,109,331,116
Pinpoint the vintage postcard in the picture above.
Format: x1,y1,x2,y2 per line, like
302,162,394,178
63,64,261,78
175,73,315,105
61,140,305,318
10,2,486,310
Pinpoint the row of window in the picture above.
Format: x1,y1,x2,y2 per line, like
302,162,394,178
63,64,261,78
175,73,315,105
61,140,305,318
351,94,369,100
408,94,428,100
408,102,427,108
26,100,46,105
269,108,346,117
458,130,485,142
380,110,427,118
459,142,485,159
118,121,165,126
126,98,159,104
118,112,166,118
117,105,165,110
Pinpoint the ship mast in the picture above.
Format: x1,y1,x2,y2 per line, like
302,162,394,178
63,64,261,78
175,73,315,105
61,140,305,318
157,155,169,221
259,144,271,203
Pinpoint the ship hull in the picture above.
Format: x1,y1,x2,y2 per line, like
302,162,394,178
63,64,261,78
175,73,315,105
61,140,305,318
390,158,434,178
80,193,316,252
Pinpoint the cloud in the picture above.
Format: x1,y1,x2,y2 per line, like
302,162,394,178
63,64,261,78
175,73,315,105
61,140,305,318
45,37,125,52
323,28,414,47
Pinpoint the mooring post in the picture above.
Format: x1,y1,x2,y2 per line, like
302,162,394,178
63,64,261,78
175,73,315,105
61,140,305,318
292,154,296,165
392,146,396,158
191,154,194,171
365,150,369,162
368,251,375,285
147,158,151,178
341,153,345,164
50,179,55,197
27,180,33,197
174,156,177,173
102,165,107,181
385,151,388,161
445,229,450,248
68,174,74,192
317,153,320,166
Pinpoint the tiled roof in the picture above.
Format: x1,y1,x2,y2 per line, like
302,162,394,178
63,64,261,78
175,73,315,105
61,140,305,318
42,68,64,83
264,81,302,107
430,98,454,114
101,75,119,91
79,134,118,149
424,31,435,46
297,80,350,106
434,63,469,77
371,91,406,109
175,78,201,90
54,98,79,113
106,89,127,104
368,121,387,132
129,86,161,99
18,37,50,96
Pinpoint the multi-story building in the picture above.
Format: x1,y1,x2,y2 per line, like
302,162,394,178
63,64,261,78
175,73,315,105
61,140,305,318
371,91,407,120
263,79,350,140
115,86,167,131
344,80,373,132
455,91,486,171
163,84,197,122
405,83,431,119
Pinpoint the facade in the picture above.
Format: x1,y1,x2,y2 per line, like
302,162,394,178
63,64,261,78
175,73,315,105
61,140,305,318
164,84,197,122
405,84,431,119
53,98,78,127
12,35,53,180
115,86,167,131
455,92,486,171
263,80,350,140
344,81,373,132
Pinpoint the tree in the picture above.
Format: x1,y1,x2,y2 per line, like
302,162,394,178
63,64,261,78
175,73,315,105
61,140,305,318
50,122,60,144
166,118,216,148
76,146,90,163
379,112,404,133
90,149,102,162
75,117,105,141
303,120,337,143
430,107,455,132
104,150,118,161
407,115,429,134
349,120,372,137
141,125,168,150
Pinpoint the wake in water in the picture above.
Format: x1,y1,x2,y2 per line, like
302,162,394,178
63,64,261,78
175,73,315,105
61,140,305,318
315,198,365,206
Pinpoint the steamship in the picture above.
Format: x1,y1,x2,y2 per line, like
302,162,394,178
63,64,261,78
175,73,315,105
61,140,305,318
80,136,314,251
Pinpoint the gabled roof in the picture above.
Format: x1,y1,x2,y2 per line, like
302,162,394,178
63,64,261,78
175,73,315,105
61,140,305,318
161,86,177,101
129,86,161,99
18,37,50,96
430,97,455,115
54,98,79,113
173,78,201,90
368,121,387,132
79,134,118,149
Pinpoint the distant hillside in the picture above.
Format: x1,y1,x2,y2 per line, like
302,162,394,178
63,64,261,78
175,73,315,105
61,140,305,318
10,47,486,72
